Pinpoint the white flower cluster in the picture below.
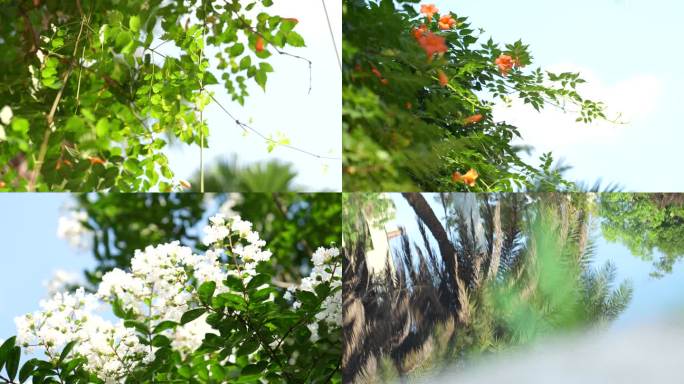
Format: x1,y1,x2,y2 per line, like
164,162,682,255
56,210,92,251
43,269,82,297
286,247,342,341
15,288,149,381
14,214,295,382
218,193,243,218
98,241,199,321
203,214,273,279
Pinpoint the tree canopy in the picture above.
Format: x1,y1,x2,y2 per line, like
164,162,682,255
600,193,684,277
343,0,608,191
0,0,307,191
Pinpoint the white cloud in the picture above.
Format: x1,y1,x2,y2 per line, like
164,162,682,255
493,64,662,152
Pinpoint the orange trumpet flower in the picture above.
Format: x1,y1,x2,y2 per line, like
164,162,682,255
420,4,439,21
438,14,456,30
452,168,479,187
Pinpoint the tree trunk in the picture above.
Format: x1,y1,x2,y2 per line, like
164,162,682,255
401,193,462,293
487,201,503,281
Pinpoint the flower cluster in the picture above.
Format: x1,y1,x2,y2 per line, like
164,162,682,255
13,213,340,381
413,4,457,59
495,54,523,76
97,241,199,321
56,210,92,251
203,214,273,279
15,288,149,381
286,247,341,341
43,269,82,297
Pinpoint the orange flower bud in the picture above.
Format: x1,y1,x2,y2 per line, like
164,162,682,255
495,54,515,76
438,70,448,87
255,36,265,53
88,156,106,165
452,169,479,187
464,114,483,125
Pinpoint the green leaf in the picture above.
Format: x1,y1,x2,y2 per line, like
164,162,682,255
129,16,141,33
178,365,192,378
124,158,141,175
153,320,178,334
6,346,20,381
180,308,206,325
246,274,270,291
59,340,76,365
95,118,110,138
0,336,16,371
10,118,29,134
151,334,171,347
124,320,150,335
259,62,274,73
239,56,251,70
229,43,245,57
18,358,37,383
198,281,217,305
296,291,318,307
236,339,259,356
255,69,267,90
209,363,225,380
223,275,244,291
65,116,85,132
115,31,133,51
112,299,128,318
286,31,305,47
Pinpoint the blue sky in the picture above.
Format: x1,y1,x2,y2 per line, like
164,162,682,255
165,1,342,192
387,193,684,330
0,194,96,340
430,0,683,191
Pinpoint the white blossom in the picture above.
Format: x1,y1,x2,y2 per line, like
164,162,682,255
43,269,82,297
57,210,92,251
289,247,341,341
0,105,12,125
218,193,243,217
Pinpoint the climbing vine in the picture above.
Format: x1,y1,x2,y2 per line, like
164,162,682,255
343,0,609,191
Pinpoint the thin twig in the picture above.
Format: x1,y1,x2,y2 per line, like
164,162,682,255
199,1,207,193
320,0,342,71
145,47,341,161
29,14,88,191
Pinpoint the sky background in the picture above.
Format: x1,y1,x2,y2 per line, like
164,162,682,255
430,0,683,191
387,193,684,332
164,1,342,192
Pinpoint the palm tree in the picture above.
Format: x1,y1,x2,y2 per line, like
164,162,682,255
190,156,298,192
342,193,633,383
